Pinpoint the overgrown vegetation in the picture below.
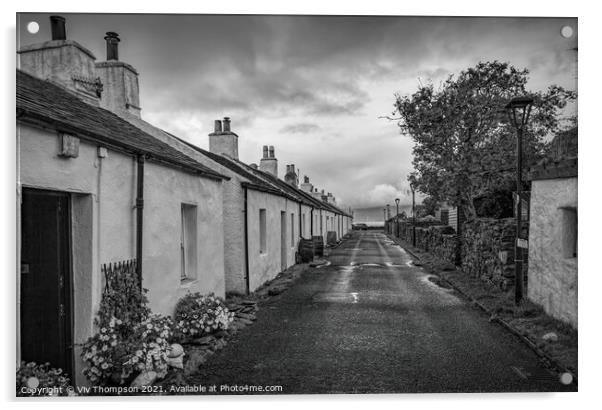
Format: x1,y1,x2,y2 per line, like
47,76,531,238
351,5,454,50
394,61,576,220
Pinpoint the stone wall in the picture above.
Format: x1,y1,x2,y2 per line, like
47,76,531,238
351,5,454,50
394,221,458,265
461,218,518,289
392,217,520,289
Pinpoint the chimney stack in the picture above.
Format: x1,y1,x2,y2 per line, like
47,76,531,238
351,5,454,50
285,164,298,187
104,32,120,61
300,175,313,193
50,15,66,40
214,119,222,133
223,117,231,132
18,16,101,105
259,145,278,176
208,116,238,159
96,31,141,117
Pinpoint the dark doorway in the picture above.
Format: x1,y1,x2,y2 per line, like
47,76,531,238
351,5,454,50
20,188,73,377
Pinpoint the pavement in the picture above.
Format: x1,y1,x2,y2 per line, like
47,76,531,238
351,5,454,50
188,230,576,394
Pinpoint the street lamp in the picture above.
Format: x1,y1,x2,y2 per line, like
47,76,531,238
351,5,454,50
383,207,386,230
409,181,416,247
395,198,400,237
386,204,391,233
505,95,534,305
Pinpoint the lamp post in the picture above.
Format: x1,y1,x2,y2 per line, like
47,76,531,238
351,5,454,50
505,96,534,305
383,208,386,231
386,204,391,234
410,182,416,247
395,198,400,237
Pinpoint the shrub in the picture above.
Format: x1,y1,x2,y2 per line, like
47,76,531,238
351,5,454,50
121,315,173,381
82,264,159,386
16,361,73,396
173,293,234,341
82,316,126,385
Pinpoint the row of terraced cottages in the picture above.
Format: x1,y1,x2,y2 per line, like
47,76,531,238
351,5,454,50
16,16,352,385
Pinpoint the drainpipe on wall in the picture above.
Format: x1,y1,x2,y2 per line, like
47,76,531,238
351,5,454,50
310,207,314,236
243,186,250,294
135,154,145,287
298,202,302,239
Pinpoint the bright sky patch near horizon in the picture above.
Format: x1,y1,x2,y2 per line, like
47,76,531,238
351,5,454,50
17,14,577,210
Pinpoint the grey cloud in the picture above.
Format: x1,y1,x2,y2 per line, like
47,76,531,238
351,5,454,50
280,123,321,134
18,14,577,212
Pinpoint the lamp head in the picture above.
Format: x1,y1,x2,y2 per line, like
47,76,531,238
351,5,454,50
505,96,534,130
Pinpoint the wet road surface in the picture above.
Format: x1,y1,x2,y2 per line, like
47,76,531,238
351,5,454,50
189,231,575,393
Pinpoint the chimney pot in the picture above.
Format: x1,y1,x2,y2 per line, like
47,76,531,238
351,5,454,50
262,146,268,158
269,146,275,158
50,16,66,41
304,176,310,183
104,32,120,61
214,119,222,133
223,117,231,132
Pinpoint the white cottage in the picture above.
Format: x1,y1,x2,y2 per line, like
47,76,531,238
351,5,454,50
527,130,578,328
177,124,354,294
16,16,228,384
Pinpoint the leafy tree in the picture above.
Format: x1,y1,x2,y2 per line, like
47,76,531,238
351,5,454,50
420,196,439,217
395,61,576,220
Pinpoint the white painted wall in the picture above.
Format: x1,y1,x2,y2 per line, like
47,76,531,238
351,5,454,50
527,177,578,328
246,190,300,291
17,122,226,384
144,162,225,314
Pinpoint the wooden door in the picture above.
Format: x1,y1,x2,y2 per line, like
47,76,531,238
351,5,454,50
20,188,73,376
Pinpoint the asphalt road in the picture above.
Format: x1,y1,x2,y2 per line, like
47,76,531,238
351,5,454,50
189,231,576,394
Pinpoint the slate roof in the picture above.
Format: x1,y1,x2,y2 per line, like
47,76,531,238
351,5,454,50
173,136,294,199
174,134,350,216
16,69,228,180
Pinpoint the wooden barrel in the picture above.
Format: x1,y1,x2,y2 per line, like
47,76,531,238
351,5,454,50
298,238,314,262
312,236,324,257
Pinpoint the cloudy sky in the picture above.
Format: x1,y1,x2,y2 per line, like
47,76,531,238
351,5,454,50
17,14,577,209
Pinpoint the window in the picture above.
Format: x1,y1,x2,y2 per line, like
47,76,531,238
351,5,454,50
181,204,197,282
302,214,306,237
259,209,267,254
561,207,577,258
291,213,295,247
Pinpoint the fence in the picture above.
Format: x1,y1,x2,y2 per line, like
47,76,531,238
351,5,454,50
102,259,138,294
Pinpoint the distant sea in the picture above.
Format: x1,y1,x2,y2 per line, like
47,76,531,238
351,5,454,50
352,205,412,226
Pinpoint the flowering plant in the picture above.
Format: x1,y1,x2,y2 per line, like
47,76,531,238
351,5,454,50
82,314,174,385
121,314,173,381
16,361,73,396
81,316,124,385
173,293,235,341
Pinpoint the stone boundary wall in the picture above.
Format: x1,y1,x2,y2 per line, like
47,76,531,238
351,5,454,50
391,217,521,289
395,221,458,265
461,218,519,289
